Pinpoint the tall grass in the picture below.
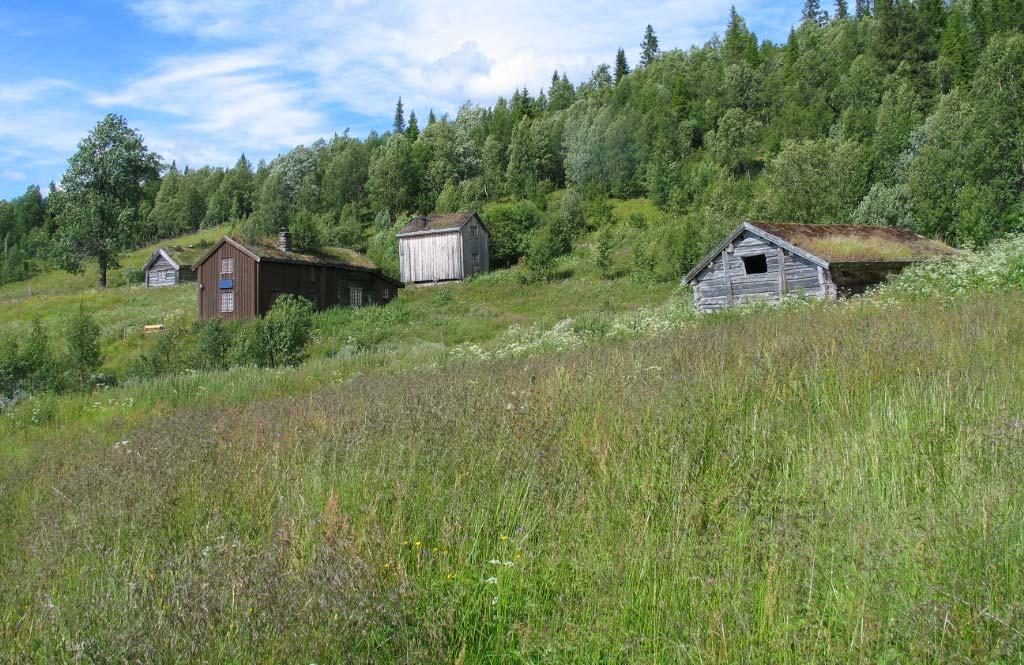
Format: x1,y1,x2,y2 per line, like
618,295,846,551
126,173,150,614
2,292,1023,662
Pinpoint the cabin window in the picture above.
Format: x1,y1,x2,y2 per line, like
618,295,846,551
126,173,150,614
742,254,768,274
307,266,316,282
382,287,391,300
220,290,235,313
471,224,478,239
220,257,233,276
349,287,363,307
472,251,480,269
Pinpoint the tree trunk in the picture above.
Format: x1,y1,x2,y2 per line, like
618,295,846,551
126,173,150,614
98,256,108,288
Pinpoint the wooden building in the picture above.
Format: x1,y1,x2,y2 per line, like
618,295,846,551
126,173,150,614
397,212,489,285
142,248,196,288
684,221,958,312
194,229,403,320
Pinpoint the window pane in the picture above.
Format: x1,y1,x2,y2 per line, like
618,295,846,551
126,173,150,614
220,290,234,312
349,287,362,307
221,257,233,274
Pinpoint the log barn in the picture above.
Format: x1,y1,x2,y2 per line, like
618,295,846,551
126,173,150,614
194,229,403,320
684,222,958,312
397,212,489,285
142,248,196,288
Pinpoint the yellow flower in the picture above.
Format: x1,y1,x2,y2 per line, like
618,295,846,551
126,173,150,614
415,541,423,548
500,535,509,541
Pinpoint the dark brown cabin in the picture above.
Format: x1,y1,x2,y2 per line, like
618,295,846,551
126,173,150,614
194,230,404,320
684,222,959,312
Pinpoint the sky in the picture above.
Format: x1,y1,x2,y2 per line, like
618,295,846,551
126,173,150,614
0,0,805,200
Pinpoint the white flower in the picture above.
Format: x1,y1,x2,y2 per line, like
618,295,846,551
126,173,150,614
484,576,498,585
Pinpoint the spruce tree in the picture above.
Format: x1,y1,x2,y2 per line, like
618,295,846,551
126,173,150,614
640,25,659,66
614,48,630,83
835,0,849,20
427,109,437,125
393,97,405,134
406,110,420,141
802,0,824,24
723,7,759,65
855,0,871,18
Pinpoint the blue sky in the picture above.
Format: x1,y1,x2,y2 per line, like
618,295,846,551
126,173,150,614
0,0,805,200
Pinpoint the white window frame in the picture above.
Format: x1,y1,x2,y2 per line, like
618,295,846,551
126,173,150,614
220,290,235,313
349,286,363,307
220,257,234,275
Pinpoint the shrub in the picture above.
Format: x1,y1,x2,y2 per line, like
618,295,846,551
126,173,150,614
481,200,544,267
631,242,657,285
523,225,560,283
129,331,186,381
595,226,615,279
263,295,316,366
229,321,274,368
193,319,234,371
65,308,101,384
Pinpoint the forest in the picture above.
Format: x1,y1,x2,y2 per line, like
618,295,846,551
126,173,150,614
1,0,1022,286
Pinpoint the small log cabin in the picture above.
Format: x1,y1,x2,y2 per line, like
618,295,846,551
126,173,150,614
684,221,958,312
142,248,196,288
194,230,403,320
397,212,489,285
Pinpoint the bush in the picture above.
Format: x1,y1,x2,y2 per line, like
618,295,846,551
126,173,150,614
121,267,145,285
65,308,101,384
481,200,544,267
193,319,234,371
523,225,560,283
631,242,657,285
595,226,615,279
129,330,188,381
263,295,316,367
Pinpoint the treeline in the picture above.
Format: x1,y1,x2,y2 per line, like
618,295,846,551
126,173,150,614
2,0,1023,287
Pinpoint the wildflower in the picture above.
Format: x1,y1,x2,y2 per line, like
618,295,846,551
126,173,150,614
489,559,501,565
484,576,498,585
500,535,509,542
415,541,422,548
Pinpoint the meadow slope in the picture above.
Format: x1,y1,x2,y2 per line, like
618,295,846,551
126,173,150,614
2,292,1023,662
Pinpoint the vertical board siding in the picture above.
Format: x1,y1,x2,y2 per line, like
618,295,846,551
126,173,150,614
197,243,257,320
400,231,464,283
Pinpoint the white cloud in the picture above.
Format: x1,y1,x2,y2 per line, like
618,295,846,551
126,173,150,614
0,0,800,196
0,169,27,183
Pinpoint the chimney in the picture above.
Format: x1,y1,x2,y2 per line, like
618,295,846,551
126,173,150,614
277,227,291,252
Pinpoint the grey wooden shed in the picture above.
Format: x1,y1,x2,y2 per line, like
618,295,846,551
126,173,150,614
397,212,489,285
684,221,958,312
142,248,196,288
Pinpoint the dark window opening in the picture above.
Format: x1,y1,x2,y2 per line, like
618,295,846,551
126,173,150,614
742,254,768,274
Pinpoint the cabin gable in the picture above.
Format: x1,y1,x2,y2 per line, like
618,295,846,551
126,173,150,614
690,229,830,312
196,240,259,320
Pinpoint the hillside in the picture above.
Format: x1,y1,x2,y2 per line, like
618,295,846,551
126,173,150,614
2,283,1022,661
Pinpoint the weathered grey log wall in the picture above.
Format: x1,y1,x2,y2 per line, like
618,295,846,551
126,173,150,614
145,255,179,288
692,231,832,312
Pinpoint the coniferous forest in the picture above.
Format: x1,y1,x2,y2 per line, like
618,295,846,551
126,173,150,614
1,0,1023,286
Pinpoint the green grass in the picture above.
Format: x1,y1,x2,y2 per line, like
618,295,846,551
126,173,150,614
3,223,1024,661
2,290,1024,661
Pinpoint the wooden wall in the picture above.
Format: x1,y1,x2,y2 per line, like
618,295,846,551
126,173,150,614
257,263,393,314
460,218,489,278
399,232,464,284
197,243,258,320
692,231,831,312
145,255,179,288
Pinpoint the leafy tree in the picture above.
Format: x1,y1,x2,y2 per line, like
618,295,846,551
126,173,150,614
640,25,659,66
367,134,416,216
52,114,161,286
936,5,975,91
766,137,870,224
871,70,923,184
614,48,630,83
706,108,763,174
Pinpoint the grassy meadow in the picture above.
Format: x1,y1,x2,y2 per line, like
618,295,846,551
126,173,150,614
2,221,1024,661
